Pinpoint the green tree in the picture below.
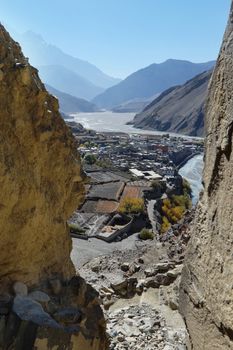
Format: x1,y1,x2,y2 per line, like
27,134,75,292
84,154,97,165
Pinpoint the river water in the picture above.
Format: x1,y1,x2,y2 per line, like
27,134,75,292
71,111,204,204
71,111,137,133
71,111,200,139
179,154,204,205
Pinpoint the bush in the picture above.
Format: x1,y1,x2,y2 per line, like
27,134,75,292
172,194,191,210
160,193,191,234
139,228,154,240
68,223,86,234
151,180,162,189
161,216,171,234
162,198,172,209
171,206,185,220
183,178,192,196
84,154,97,165
96,158,113,168
118,197,144,214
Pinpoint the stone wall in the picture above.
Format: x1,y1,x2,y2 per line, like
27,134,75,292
180,2,233,349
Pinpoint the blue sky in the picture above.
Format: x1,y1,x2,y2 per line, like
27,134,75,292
1,0,231,78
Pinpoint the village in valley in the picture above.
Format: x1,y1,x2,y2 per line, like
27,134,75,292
66,120,203,349
67,121,203,243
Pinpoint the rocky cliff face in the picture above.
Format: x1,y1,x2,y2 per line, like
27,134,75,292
0,24,84,287
180,3,233,349
0,25,107,349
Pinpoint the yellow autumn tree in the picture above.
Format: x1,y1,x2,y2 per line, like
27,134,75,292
119,197,144,214
161,216,171,233
160,194,191,234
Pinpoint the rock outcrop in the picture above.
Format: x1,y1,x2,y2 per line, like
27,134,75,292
0,24,84,287
180,2,233,349
0,25,107,349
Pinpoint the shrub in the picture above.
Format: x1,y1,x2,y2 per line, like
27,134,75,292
171,206,185,220
163,198,172,208
183,178,192,196
172,194,191,210
96,158,113,168
68,223,86,234
160,193,191,233
161,216,171,234
151,180,166,196
118,197,144,214
84,154,97,165
139,228,154,240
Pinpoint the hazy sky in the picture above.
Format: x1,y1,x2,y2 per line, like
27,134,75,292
1,0,231,78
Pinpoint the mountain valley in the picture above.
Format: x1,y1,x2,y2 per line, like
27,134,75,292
0,1,232,349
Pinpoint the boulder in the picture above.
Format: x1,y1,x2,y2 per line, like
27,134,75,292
144,269,156,277
111,279,128,296
13,282,28,297
155,274,171,286
101,287,114,294
167,265,183,279
13,296,61,329
103,299,115,310
169,300,179,311
49,279,62,296
120,263,130,272
127,278,138,294
29,291,50,303
144,278,159,289
135,280,145,293
155,262,175,272
138,258,144,264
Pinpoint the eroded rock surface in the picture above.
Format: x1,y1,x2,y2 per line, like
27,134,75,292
0,24,85,286
180,2,233,349
0,25,107,349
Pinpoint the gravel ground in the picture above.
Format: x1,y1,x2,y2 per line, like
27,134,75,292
71,233,144,268
107,302,187,350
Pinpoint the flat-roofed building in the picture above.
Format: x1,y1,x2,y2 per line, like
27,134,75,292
130,168,163,181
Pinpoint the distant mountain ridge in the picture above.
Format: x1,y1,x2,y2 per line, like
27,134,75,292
93,59,215,109
15,31,121,100
38,65,104,100
129,69,212,136
111,95,158,113
45,84,99,114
